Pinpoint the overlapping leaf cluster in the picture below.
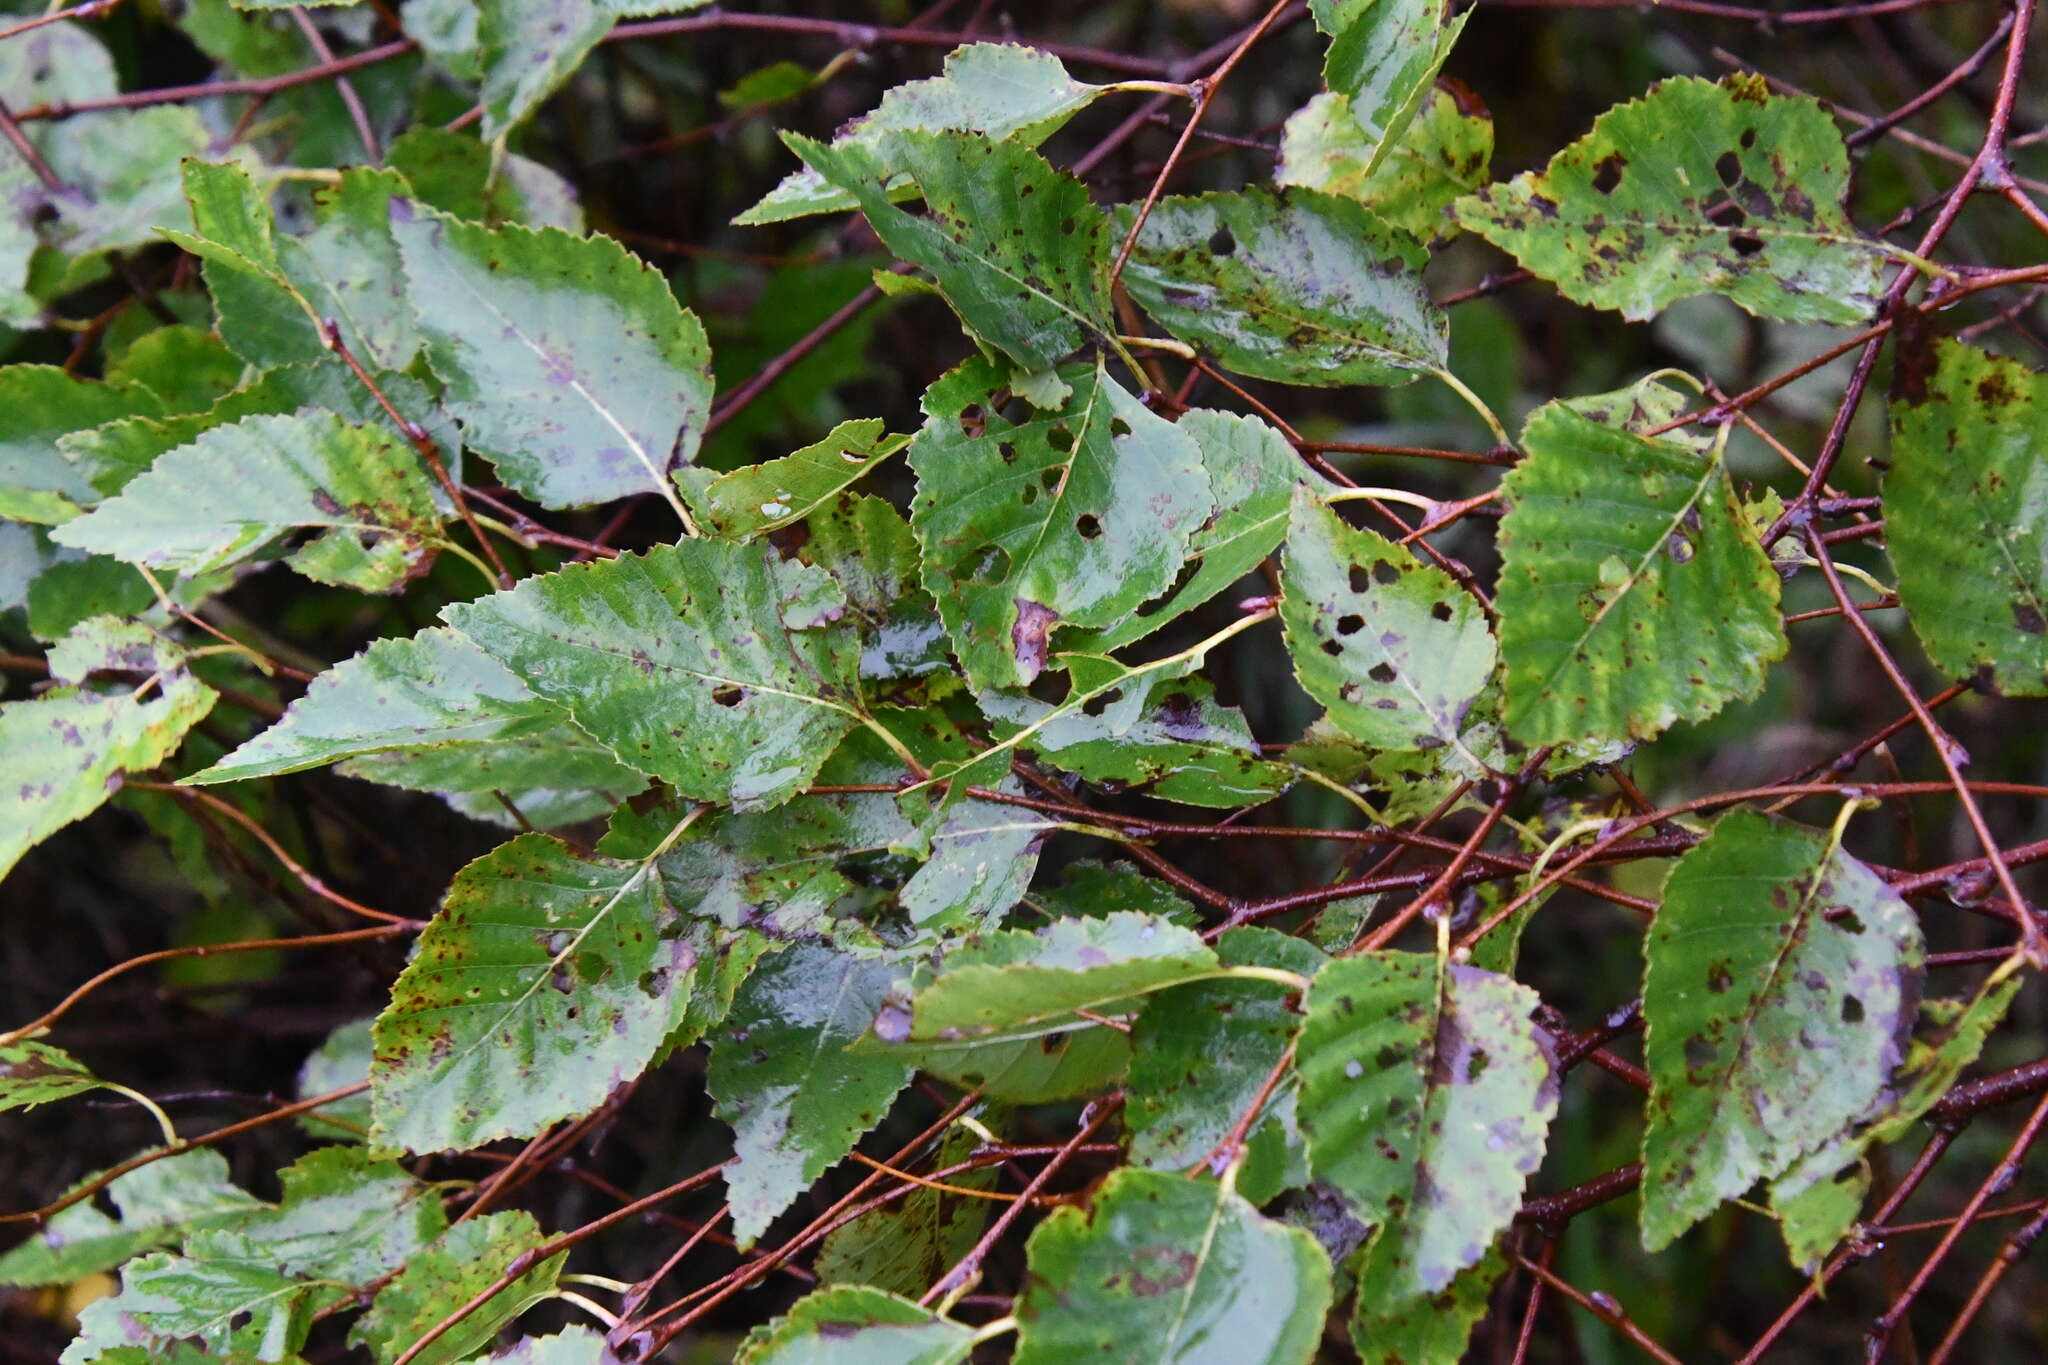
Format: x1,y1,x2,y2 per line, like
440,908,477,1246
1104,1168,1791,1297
3,2,2043,1362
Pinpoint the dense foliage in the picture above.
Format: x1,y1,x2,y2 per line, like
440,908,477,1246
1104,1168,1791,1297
3,1,2048,1361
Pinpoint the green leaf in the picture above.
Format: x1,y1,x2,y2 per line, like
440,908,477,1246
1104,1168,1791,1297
477,0,711,140
791,130,1111,371
64,1231,323,1364
391,200,713,513
1768,975,2017,1270
738,43,1108,226
0,1039,108,1112
1014,1167,1332,1365
1118,187,1446,388
737,1284,975,1365
1310,0,1471,178
43,108,226,256
105,325,245,414
908,355,1213,688
444,539,864,809
386,127,583,232
404,0,481,82
192,628,560,782
1495,401,1785,746
0,366,164,524
1351,1239,1506,1363
816,1121,995,1298
55,1148,435,1365
189,626,646,826
23,556,152,642
60,360,460,503
1066,409,1305,653
1127,929,1324,1193
0,20,115,111
297,1018,374,1139
1297,952,1555,1297
876,913,1220,1047
709,941,913,1246
480,1330,615,1364
345,739,647,831
371,828,730,1153
1282,491,1495,750
0,1151,264,1288
787,493,952,685
985,672,1293,809
1454,74,1885,323
875,1029,1133,1106
599,719,1039,943
1886,337,2048,694
173,162,420,370
0,618,217,882
697,419,905,539
351,1212,564,1365
1639,809,1924,1251
0,159,39,330
52,412,445,592
224,1147,447,1286
1278,86,1492,241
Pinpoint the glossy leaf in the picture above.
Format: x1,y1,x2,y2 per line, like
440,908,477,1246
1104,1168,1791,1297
1455,75,1885,323
1118,187,1446,388
52,411,445,592
1310,0,1471,177
0,618,216,882
297,1018,375,1139
1770,975,2019,1269
0,1151,264,1288
173,162,418,370
1282,491,1494,750
0,366,164,525
792,130,1111,371
737,1285,974,1365
477,0,710,139
1886,337,2048,694
193,628,572,781
877,913,1220,1047
908,355,1212,688
0,1040,107,1113
61,1148,443,1360
41,108,223,257
1278,86,1492,241
63,1230,325,1363
1640,809,1924,1251
1297,953,1555,1297
983,673,1292,808
1014,1167,1332,1365
192,626,645,826
709,941,914,1246
392,200,714,511
1127,929,1323,1186
788,493,952,685
696,419,905,539
1495,401,1785,746
738,43,1107,225
351,1212,563,1365
443,539,863,809
481,1330,617,1365
1067,409,1304,653
385,127,583,232
881,1028,1132,1106
371,828,727,1153
1351,1240,1506,1363
59,360,461,503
